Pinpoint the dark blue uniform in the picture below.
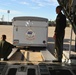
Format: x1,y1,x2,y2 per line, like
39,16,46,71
55,12,66,62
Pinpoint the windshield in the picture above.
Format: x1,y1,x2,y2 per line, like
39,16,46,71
0,0,76,65
0,23,75,64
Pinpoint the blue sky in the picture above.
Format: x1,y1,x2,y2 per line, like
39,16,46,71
0,0,59,21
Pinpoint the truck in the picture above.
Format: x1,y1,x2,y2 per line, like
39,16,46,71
12,16,48,47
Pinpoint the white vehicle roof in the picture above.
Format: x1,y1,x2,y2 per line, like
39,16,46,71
12,16,48,22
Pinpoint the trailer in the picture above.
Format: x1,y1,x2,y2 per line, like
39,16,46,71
12,16,48,47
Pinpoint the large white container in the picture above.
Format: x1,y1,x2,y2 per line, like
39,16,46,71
12,16,48,47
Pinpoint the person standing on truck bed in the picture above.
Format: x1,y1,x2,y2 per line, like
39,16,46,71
0,35,16,61
53,6,66,62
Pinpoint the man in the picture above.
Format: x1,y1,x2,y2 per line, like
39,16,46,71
53,6,66,62
0,35,16,61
